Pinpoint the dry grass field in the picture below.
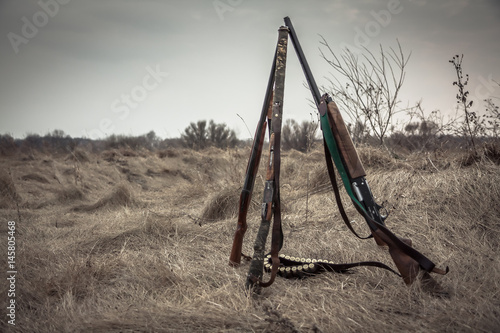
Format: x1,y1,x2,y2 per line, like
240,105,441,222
1,144,499,332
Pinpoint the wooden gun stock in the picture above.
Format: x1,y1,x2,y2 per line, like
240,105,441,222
372,230,418,284
326,99,366,179
229,190,251,266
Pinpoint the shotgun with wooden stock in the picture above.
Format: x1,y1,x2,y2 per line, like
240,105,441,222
284,16,448,284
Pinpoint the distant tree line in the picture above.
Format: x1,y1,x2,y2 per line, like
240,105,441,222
2,46,499,159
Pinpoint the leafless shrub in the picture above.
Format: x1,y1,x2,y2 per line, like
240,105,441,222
320,38,410,146
101,150,119,162
181,120,237,150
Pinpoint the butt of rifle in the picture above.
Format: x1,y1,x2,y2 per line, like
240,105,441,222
373,229,419,285
229,231,244,266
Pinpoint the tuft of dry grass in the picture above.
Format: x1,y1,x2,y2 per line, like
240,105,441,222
71,184,133,212
460,142,500,167
357,144,399,169
158,149,178,159
0,170,21,208
66,149,90,163
57,185,85,203
201,186,241,222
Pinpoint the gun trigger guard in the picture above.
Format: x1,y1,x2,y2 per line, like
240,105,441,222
380,206,389,220
375,203,389,220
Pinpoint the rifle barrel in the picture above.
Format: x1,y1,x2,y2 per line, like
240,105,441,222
284,16,321,107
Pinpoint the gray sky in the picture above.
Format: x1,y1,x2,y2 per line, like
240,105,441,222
1,0,499,140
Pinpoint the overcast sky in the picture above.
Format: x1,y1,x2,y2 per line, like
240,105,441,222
1,0,499,140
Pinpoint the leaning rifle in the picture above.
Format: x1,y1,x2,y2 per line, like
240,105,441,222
284,16,448,284
228,48,276,267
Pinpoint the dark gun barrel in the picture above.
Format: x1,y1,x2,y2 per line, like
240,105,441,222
284,17,321,108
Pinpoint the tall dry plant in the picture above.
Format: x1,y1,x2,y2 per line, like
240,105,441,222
449,54,486,153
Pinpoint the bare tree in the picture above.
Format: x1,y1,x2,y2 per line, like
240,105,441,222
319,38,410,146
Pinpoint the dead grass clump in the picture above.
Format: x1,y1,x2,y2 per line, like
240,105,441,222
122,254,180,292
201,186,240,221
101,150,118,162
282,156,301,179
71,184,133,212
79,217,191,255
308,147,327,162
46,256,125,301
119,167,148,189
57,186,85,203
357,145,399,169
65,149,90,163
157,149,178,158
308,165,331,191
460,150,481,167
21,173,50,183
146,168,192,182
483,142,500,164
286,149,306,161
120,148,138,157
460,142,500,167
0,170,21,208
